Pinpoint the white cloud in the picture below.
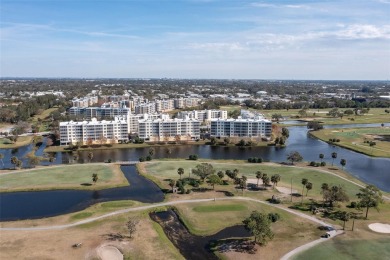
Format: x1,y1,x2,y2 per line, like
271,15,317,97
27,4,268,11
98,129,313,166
251,2,311,9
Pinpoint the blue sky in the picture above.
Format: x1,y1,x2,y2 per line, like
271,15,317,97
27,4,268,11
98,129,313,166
1,0,389,79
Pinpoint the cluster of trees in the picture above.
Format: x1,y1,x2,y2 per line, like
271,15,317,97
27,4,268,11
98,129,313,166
0,94,63,123
243,210,278,245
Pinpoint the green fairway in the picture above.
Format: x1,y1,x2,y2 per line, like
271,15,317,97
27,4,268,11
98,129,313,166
142,160,365,199
292,238,390,260
310,127,390,158
193,204,247,213
0,164,129,192
219,106,389,125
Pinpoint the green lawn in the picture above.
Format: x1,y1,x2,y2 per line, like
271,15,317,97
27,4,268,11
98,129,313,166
142,160,365,199
0,136,34,148
0,164,129,192
292,238,390,260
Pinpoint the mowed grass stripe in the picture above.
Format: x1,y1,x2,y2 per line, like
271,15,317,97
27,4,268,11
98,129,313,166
193,204,246,213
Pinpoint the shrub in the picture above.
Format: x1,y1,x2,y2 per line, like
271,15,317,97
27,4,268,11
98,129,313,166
146,155,152,161
186,189,191,194
189,154,198,160
139,157,145,162
315,162,321,167
320,161,326,166
257,157,263,163
309,161,316,166
268,212,281,222
336,139,340,142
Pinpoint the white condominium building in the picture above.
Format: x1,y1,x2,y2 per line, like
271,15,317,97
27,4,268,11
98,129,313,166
128,113,168,133
155,99,175,112
71,96,98,107
210,117,272,138
134,103,156,114
138,115,200,141
177,109,227,122
173,98,200,109
59,117,129,145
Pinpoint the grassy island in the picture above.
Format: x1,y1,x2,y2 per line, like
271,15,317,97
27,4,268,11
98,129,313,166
0,164,129,192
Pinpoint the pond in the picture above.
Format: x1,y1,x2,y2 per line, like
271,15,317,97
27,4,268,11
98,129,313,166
150,209,251,260
1,123,390,191
0,165,164,221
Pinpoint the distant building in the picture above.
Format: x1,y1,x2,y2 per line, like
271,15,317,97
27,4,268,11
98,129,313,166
210,117,272,138
71,96,98,107
176,109,227,122
134,102,156,114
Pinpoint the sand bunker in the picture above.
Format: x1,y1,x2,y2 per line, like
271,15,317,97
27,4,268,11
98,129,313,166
275,186,298,195
97,245,123,260
368,223,390,234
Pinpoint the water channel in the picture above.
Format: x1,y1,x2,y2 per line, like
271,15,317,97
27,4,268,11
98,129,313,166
0,165,164,221
150,209,251,260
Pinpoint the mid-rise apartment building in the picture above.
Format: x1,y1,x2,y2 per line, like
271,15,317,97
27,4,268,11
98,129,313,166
155,99,175,112
59,117,129,145
134,102,156,114
138,115,200,141
68,106,131,120
71,96,98,107
210,117,272,138
173,97,200,109
177,109,227,122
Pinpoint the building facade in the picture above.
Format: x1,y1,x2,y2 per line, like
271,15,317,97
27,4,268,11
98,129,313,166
138,116,201,141
176,109,227,122
210,117,272,138
59,117,129,145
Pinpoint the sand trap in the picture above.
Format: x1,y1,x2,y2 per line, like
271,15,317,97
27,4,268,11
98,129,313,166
276,186,298,195
368,223,390,234
97,245,123,260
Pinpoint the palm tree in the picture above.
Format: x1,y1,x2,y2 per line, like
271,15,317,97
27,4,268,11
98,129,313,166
88,151,93,163
340,211,351,230
340,159,346,170
321,183,329,207
255,171,263,187
319,153,324,162
11,156,18,169
301,178,308,202
48,155,56,165
271,174,281,188
331,152,337,166
92,173,98,184
262,174,270,187
149,148,155,157
169,179,176,192
305,182,313,196
0,153,4,168
177,167,184,179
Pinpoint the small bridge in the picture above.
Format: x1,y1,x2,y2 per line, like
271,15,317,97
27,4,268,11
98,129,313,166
114,161,139,165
